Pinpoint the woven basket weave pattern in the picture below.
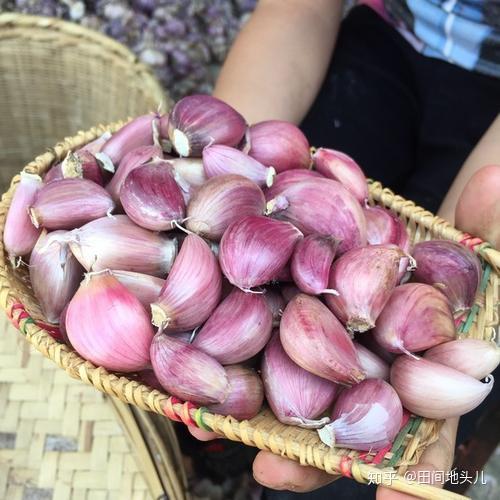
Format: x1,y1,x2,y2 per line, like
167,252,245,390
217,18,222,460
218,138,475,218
0,122,498,500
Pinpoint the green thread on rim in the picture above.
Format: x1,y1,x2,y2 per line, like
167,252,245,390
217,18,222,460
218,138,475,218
386,417,423,468
194,407,213,432
19,317,35,335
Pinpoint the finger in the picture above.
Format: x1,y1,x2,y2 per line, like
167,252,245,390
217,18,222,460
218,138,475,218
377,417,459,500
253,450,338,492
188,426,221,441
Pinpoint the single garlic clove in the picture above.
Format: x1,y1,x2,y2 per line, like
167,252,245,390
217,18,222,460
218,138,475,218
247,120,311,173
186,174,266,240
390,355,494,419
373,283,456,355
280,294,365,385
412,240,482,316
151,234,222,332
219,215,303,291
353,342,390,381
4,171,42,262
105,145,162,204
150,333,230,405
318,379,403,450
265,177,367,255
166,157,207,188
264,169,323,200
68,215,177,277
30,229,84,324
29,178,115,230
193,288,273,364
111,270,164,308
312,148,368,205
120,163,185,231
290,234,339,295
66,270,155,372
167,94,247,157
424,339,500,380
325,244,409,333
262,332,338,428
203,144,276,188
208,365,264,420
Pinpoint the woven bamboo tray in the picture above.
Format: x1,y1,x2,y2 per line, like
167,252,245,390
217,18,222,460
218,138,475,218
0,13,169,191
1,121,498,500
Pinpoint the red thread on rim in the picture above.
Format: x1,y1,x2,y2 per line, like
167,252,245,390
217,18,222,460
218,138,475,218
459,234,483,249
163,397,183,422
180,401,197,427
339,456,353,478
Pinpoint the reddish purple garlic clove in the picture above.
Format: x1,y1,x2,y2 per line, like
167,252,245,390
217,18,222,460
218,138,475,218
390,356,494,419
96,114,159,172
29,178,115,230
373,283,456,356
412,240,482,316
264,169,323,200
167,94,247,157
150,333,229,405
203,144,276,188
354,342,390,381
219,215,303,291
265,177,367,255
68,215,177,277
424,339,500,380
186,174,265,240
111,270,164,308
318,379,403,450
30,230,84,324
280,294,365,385
263,288,286,327
325,245,411,333
120,163,185,231
247,120,311,173
312,148,368,204
208,365,264,420
290,234,339,295
192,288,273,364
106,145,162,203
66,270,154,372
151,234,222,332
262,332,339,428
4,171,43,262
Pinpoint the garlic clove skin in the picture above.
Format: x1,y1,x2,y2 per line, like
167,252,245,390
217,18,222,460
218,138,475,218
280,294,365,385
166,157,207,189
390,355,494,419
262,332,339,428
325,244,409,333
111,270,164,308
247,120,311,173
373,283,456,355
203,144,276,188
312,148,368,205
208,365,264,420
424,339,500,380
151,234,222,332
150,333,230,405
4,171,43,262
265,177,367,255
167,94,247,157
68,215,177,277
29,178,115,230
290,234,339,295
412,240,482,316
186,174,265,240
219,215,303,291
120,163,186,231
106,145,162,204
353,342,390,381
30,230,84,324
264,169,323,200
66,270,154,372
193,288,273,364
318,379,403,450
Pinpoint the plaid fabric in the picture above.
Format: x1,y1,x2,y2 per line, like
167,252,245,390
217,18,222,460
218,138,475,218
360,0,500,78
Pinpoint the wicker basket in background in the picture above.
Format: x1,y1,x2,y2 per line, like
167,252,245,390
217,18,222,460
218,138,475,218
1,121,498,500
0,13,168,192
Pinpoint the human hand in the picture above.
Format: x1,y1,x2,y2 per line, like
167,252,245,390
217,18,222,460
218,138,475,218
189,417,458,496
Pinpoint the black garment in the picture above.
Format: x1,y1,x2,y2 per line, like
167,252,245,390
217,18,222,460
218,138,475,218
262,6,500,499
300,5,500,213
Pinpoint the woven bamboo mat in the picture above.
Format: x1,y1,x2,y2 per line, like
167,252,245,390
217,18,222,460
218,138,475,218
0,315,154,500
